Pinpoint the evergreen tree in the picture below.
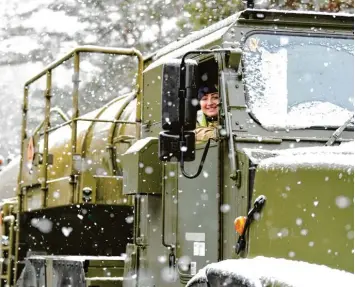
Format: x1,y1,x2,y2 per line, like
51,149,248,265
177,0,353,31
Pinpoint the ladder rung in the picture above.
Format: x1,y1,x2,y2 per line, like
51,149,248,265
1,246,10,251
0,274,8,279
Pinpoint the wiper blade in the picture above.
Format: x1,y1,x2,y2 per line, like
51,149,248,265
308,125,354,131
325,114,354,146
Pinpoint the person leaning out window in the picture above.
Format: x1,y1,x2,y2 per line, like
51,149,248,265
195,83,220,144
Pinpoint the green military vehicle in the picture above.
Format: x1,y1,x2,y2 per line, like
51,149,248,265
0,3,353,287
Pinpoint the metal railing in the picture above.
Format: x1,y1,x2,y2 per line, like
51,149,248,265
14,45,144,282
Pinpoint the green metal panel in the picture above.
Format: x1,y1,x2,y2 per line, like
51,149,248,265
249,161,354,272
94,176,132,205
127,163,179,287
121,137,162,195
142,64,162,129
221,148,251,260
45,178,74,207
162,163,178,246
176,144,219,283
85,257,125,286
135,194,178,287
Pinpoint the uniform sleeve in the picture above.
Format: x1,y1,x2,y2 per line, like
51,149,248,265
195,126,217,145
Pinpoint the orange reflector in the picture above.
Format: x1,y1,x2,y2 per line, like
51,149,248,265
234,216,247,235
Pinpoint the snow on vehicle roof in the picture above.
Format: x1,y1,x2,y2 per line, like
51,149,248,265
123,136,157,155
244,141,354,171
144,58,198,73
248,8,354,18
154,12,241,61
145,27,230,72
186,256,354,287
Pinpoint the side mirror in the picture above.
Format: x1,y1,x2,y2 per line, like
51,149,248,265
158,49,242,178
159,60,198,162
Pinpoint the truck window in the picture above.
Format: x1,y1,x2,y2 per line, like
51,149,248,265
242,33,354,130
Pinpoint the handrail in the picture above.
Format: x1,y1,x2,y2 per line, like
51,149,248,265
0,202,16,285
15,45,144,281
32,107,70,136
37,118,136,136
42,71,51,200
107,93,137,175
18,44,143,192
24,46,143,87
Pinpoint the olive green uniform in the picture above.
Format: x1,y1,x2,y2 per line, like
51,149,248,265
195,110,219,144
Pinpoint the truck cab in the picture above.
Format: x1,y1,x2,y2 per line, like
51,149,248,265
125,7,354,286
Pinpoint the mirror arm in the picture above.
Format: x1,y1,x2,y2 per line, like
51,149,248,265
177,49,238,179
180,138,211,179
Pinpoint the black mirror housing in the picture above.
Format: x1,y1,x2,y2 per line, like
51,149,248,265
159,131,195,161
159,59,198,162
184,60,199,130
161,60,198,133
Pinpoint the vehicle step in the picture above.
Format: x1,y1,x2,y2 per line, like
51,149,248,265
86,277,123,281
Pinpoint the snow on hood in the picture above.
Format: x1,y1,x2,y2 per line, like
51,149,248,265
278,102,352,130
244,142,354,171
249,100,353,131
186,256,355,287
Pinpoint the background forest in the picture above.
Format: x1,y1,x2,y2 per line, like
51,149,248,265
0,0,353,162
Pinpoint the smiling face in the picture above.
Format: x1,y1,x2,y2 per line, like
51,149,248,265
200,92,219,118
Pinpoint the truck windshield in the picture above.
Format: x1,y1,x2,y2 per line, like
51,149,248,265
243,33,354,130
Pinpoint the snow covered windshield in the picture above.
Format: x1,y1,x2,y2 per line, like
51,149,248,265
243,33,354,129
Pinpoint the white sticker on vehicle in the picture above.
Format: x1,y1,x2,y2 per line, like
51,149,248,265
190,261,197,275
185,232,205,242
193,242,205,256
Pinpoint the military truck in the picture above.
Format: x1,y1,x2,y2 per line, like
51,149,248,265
0,3,353,287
